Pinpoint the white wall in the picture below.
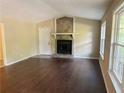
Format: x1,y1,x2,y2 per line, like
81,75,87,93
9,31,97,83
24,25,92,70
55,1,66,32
74,17,100,58
39,27,52,55
37,19,55,55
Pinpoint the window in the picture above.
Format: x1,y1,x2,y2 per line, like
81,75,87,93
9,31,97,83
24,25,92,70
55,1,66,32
109,4,124,93
100,21,106,59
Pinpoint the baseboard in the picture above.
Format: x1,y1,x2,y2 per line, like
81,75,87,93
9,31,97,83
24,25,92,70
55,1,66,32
36,54,99,60
99,61,109,93
53,54,99,60
5,54,37,66
74,55,99,60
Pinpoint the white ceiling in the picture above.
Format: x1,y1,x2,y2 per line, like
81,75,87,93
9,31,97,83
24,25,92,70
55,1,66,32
42,0,112,20
0,0,112,22
1,0,62,22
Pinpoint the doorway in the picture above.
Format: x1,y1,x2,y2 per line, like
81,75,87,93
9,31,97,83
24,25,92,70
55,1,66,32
0,23,5,68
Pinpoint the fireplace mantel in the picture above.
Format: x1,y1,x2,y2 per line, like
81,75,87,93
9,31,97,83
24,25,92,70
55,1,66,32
51,33,78,39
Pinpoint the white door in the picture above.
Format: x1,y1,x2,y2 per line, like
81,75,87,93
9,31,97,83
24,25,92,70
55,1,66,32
39,28,51,55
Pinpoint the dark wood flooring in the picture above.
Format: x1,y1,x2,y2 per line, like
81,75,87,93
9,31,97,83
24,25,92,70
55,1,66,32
0,58,107,93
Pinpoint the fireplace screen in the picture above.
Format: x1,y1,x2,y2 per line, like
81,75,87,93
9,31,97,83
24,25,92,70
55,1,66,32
57,40,72,54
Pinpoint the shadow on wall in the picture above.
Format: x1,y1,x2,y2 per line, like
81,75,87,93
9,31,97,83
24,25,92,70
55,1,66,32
74,17,100,58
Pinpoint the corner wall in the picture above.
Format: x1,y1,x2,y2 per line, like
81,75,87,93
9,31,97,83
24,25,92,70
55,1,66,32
2,18,38,65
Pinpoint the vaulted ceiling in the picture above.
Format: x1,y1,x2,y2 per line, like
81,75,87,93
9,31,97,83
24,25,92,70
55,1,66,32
42,0,112,20
0,0,112,22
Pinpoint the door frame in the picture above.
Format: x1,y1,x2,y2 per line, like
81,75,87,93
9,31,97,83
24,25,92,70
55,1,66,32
0,23,7,68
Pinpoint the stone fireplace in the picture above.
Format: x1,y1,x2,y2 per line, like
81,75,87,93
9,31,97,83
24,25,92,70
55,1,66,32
51,17,75,55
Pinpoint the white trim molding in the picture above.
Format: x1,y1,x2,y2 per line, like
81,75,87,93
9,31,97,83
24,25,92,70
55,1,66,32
100,51,104,60
74,55,99,60
5,54,37,66
99,62,109,93
109,71,122,93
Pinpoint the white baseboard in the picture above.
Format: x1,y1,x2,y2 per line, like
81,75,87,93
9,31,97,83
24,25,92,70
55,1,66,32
99,61,109,93
36,54,99,60
5,54,37,66
74,55,99,60
4,54,99,67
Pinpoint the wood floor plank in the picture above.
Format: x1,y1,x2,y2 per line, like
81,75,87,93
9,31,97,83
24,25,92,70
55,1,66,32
0,58,107,93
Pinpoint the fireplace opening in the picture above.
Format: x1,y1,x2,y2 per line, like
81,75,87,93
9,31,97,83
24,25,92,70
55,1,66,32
57,40,72,55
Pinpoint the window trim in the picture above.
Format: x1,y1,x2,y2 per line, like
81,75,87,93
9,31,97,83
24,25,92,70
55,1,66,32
109,2,124,93
109,71,122,93
100,21,106,60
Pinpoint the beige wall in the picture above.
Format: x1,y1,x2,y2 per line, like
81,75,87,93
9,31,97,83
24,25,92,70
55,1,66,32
37,17,100,58
74,17,100,58
37,19,55,55
2,17,38,65
100,0,124,93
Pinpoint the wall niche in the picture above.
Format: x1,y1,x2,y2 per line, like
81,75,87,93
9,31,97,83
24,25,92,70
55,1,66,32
56,17,73,33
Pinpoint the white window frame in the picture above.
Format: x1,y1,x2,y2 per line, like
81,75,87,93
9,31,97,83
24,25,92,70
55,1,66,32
100,21,106,60
109,2,124,93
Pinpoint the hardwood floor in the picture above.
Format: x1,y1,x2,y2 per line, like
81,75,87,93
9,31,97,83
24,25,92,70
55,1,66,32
0,58,107,93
